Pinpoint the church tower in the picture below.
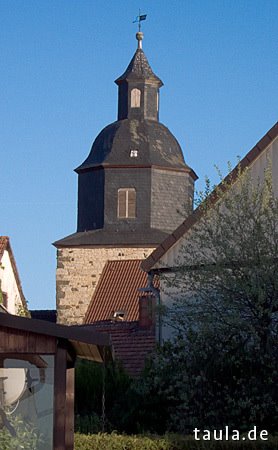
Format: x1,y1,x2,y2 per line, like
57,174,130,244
54,33,197,325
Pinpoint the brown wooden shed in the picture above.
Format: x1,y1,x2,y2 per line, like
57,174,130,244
0,313,111,450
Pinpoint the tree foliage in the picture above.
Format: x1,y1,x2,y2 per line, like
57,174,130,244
75,359,169,434
0,414,44,450
142,164,278,433
74,431,278,450
75,165,278,434
167,164,278,348
75,359,133,433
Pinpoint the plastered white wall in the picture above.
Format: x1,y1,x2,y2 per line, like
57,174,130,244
0,250,22,314
155,136,278,340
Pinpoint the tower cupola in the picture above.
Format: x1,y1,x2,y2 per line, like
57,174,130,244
115,33,163,121
54,30,198,329
55,32,197,248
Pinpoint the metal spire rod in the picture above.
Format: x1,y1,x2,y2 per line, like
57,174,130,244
133,9,147,32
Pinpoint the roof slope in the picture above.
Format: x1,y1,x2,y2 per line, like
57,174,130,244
0,313,111,363
0,236,9,259
31,309,57,323
84,259,148,323
0,236,28,311
54,227,168,248
77,322,155,377
115,48,162,86
75,119,192,172
142,121,278,272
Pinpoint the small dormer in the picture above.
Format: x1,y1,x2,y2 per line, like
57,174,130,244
115,32,163,121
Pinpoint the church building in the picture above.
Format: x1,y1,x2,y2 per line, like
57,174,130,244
54,32,197,326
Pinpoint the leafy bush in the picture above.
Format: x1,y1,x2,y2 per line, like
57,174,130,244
138,166,278,434
75,358,171,434
74,432,169,450
74,433,278,450
141,333,278,434
75,413,102,434
0,414,44,450
75,359,140,433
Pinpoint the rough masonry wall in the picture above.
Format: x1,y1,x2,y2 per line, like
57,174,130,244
56,246,155,325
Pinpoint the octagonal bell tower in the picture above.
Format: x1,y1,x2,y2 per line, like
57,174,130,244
54,33,197,325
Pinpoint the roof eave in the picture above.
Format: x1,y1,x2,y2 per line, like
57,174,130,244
115,75,163,88
0,313,112,362
141,121,278,272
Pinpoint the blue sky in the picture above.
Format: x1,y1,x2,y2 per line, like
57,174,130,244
1,0,277,310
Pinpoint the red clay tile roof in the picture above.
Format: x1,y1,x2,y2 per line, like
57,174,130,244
78,321,156,377
0,236,28,311
84,259,149,323
142,121,278,272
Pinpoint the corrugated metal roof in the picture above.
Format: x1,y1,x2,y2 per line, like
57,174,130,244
84,259,148,323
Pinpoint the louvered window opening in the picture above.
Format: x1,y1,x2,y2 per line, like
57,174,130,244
131,88,141,108
118,188,136,218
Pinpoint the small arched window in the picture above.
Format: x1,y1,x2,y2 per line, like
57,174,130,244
118,188,136,218
131,88,141,108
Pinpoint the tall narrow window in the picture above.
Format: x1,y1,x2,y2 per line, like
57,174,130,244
118,188,136,218
131,88,141,108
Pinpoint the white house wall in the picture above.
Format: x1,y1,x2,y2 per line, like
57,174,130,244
249,136,278,196
0,250,23,314
155,136,278,340
158,136,278,270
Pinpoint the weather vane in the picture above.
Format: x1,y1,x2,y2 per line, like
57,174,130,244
133,9,147,32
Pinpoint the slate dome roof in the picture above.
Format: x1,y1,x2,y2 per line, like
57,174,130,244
76,119,189,172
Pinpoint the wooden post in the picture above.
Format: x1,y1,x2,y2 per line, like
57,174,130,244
53,345,67,450
65,367,75,450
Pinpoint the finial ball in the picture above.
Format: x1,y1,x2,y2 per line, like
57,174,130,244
136,31,144,41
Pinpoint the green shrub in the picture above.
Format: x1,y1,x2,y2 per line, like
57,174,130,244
140,333,278,434
75,359,161,433
0,415,44,450
74,432,170,450
74,433,278,450
75,413,102,434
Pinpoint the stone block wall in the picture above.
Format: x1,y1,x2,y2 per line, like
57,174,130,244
56,246,155,325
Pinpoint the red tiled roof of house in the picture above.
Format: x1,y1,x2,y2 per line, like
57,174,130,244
84,259,150,323
142,121,278,272
0,236,28,311
77,321,156,377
